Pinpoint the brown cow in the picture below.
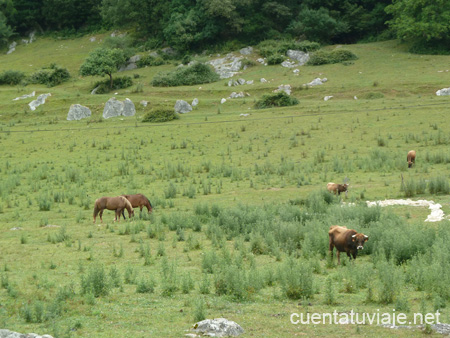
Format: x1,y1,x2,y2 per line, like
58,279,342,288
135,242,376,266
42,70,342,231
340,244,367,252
329,225,368,265
327,182,349,195
407,150,416,168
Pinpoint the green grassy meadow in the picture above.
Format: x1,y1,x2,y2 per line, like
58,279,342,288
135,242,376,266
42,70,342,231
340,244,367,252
0,35,450,337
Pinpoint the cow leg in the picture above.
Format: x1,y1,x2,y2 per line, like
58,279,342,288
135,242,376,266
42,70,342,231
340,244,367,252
337,251,341,265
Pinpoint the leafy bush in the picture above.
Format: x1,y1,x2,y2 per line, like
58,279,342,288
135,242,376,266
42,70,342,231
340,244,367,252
151,62,219,87
137,55,166,67
142,109,179,123
307,49,358,66
240,58,257,69
257,39,320,58
28,64,70,87
92,76,133,94
254,92,299,109
0,70,26,85
267,54,285,65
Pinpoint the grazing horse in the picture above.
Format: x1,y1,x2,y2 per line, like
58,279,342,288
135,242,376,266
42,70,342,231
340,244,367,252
121,193,153,219
407,150,416,168
93,196,134,223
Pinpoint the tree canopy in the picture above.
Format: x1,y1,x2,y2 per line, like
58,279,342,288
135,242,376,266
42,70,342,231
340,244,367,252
1,0,449,53
79,48,126,88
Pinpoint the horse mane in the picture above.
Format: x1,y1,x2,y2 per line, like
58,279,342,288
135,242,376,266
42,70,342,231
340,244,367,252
146,197,153,208
120,196,132,210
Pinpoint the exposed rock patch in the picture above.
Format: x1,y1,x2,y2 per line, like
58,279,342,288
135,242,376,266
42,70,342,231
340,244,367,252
175,100,192,114
29,93,51,111
191,318,244,337
67,104,91,121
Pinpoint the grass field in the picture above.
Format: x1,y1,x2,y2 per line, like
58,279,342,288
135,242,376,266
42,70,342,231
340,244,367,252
0,34,450,337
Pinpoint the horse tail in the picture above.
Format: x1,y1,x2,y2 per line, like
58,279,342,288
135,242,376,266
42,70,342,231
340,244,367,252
121,196,134,217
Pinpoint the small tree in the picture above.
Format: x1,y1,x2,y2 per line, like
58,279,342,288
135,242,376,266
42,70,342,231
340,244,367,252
79,48,126,89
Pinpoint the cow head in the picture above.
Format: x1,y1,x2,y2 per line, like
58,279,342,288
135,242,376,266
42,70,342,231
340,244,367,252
351,233,368,250
408,161,413,168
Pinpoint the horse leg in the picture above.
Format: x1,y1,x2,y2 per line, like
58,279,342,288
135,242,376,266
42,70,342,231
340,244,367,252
99,209,104,223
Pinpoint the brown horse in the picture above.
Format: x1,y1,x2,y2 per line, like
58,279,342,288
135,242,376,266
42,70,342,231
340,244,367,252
93,196,134,223
121,193,153,218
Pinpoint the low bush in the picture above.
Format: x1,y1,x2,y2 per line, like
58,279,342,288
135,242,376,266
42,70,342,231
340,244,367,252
307,49,358,66
254,92,299,109
151,62,219,87
142,109,179,123
0,70,26,85
267,54,285,65
257,39,320,57
137,55,166,67
92,76,133,94
28,64,70,87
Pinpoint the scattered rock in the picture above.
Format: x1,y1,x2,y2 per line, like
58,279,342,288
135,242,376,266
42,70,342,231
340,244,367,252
436,88,450,96
293,69,300,74
192,318,244,337
324,96,333,101
274,84,291,95
0,329,53,338
175,100,192,114
13,91,35,101
10,227,22,231
354,96,358,100
119,55,141,72
305,78,327,87
229,92,249,99
208,54,243,79
140,100,149,107
67,104,92,121
7,41,17,55
246,80,253,85
103,97,136,119
29,93,51,111
221,98,227,104
21,31,36,45
192,98,199,107
281,60,297,68
240,113,250,117
239,47,253,55
287,50,310,65
89,37,96,42
91,86,100,95
260,78,268,83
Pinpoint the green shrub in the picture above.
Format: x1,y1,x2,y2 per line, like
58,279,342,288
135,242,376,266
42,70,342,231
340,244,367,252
151,62,219,87
80,264,110,298
257,39,320,57
137,55,166,67
28,64,70,87
92,76,133,94
428,175,450,194
0,70,26,85
254,92,299,109
279,258,315,299
142,109,179,123
307,49,358,66
267,54,285,65
240,58,256,69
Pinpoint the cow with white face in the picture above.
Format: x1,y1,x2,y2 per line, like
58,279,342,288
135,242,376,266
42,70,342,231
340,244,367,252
329,225,369,265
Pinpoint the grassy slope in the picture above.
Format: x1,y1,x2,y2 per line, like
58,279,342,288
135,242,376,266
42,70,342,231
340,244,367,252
0,36,449,337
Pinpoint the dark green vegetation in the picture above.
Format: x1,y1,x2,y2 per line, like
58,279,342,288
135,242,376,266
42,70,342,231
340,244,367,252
254,92,299,109
1,0,450,54
0,35,450,338
151,62,220,87
142,109,180,123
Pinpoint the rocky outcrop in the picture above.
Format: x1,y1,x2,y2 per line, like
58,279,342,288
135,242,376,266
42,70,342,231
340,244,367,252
29,93,51,111
191,318,244,337
13,91,35,101
208,54,242,79
67,104,91,121
175,100,192,114
103,97,136,119
0,329,53,338
436,88,450,96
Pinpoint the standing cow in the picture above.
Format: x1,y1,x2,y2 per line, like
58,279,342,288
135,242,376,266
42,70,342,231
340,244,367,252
407,150,416,168
327,182,349,196
329,225,368,265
